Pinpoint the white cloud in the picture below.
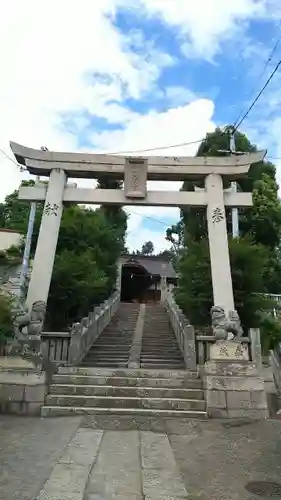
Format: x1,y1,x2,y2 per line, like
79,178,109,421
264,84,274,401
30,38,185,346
133,0,275,59
91,98,215,154
89,98,215,251
0,0,172,200
165,86,197,107
1,0,275,253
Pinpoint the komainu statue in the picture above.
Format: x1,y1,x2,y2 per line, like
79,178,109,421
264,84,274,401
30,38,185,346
8,300,47,367
210,306,243,341
12,300,46,338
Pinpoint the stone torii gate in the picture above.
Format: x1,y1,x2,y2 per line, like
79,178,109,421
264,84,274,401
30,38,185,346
10,142,265,321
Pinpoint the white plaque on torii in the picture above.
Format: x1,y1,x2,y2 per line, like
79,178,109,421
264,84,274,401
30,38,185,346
124,157,148,199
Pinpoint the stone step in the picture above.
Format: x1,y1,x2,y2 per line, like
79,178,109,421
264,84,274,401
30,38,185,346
141,356,182,360
93,339,132,344
59,366,195,378
41,406,207,418
91,347,131,352
87,346,131,351
141,339,179,343
143,326,173,329
143,342,179,347
141,348,180,352
52,374,202,389
86,353,130,358
98,328,135,331
140,363,186,370
141,348,182,353
141,346,179,350
49,384,204,399
45,394,206,411
86,352,130,357
95,333,133,338
83,358,129,364
79,361,128,368
141,347,181,352
90,346,131,350
140,357,183,363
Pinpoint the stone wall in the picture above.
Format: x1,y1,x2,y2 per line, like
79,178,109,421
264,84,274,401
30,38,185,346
203,341,268,419
204,360,268,419
0,229,22,251
0,357,46,415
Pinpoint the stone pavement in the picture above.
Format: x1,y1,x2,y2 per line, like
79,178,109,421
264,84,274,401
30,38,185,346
1,416,281,500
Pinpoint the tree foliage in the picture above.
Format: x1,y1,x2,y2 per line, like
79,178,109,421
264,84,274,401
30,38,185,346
176,236,270,331
0,180,44,256
0,180,127,330
0,293,14,346
176,127,281,337
141,241,154,255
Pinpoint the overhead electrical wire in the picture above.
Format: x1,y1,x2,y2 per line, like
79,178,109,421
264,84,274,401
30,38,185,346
233,57,281,132
105,137,206,155
0,147,26,170
233,27,281,129
2,30,281,164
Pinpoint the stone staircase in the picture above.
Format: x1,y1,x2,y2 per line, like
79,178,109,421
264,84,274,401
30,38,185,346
80,303,139,368
41,301,206,418
41,367,206,418
141,303,186,370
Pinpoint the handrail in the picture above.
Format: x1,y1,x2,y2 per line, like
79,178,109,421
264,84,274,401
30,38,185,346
164,292,196,371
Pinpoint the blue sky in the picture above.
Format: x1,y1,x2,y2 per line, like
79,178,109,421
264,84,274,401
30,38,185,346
1,0,281,251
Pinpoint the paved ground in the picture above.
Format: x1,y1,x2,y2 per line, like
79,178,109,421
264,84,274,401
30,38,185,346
1,416,281,500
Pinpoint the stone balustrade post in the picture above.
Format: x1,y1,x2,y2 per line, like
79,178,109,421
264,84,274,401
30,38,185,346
249,328,262,370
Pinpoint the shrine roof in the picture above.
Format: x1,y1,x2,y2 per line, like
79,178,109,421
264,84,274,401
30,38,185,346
120,254,177,279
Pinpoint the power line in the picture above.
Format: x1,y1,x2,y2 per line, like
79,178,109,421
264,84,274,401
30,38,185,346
234,27,281,128
105,137,206,155
0,147,27,170
233,58,281,131
128,209,173,227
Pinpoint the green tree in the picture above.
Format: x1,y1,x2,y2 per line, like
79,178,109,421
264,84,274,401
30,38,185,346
176,237,269,331
176,127,281,332
0,181,127,330
46,249,108,330
0,180,43,255
0,293,14,347
182,127,281,250
141,241,154,255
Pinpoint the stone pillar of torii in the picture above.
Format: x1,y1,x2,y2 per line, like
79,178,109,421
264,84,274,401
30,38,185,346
10,141,265,326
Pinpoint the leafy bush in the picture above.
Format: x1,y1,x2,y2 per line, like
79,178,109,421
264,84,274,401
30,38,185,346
176,236,269,331
0,293,14,346
259,314,281,354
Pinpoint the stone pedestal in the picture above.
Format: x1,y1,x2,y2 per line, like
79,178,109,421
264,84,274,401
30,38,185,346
0,357,46,415
8,335,43,368
203,341,268,419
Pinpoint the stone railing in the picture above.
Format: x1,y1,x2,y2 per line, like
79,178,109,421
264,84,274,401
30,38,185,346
256,293,281,318
41,290,120,366
269,345,281,396
164,293,196,371
41,331,71,365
